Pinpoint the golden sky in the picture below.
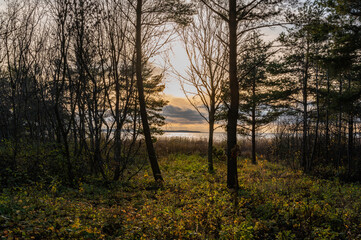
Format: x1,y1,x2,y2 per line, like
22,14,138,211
162,95,225,132
162,95,208,132
160,26,282,95
156,27,282,132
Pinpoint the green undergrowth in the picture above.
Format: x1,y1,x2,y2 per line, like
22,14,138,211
1,154,361,239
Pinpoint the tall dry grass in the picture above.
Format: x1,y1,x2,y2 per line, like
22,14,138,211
154,136,272,160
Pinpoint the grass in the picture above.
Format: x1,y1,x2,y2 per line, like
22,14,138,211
1,154,361,239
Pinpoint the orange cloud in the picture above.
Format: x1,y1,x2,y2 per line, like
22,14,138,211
162,95,224,132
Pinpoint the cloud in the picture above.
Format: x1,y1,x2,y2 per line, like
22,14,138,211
163,105,205,124
161,95,225,132
161,94,208,131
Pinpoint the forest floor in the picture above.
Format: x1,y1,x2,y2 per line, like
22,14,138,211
1,154,361,239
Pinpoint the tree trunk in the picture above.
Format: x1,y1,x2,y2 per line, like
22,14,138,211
208,107,215,173
310,62,320,172
113,67,122,181
337,78,343,168
325,70,330,163
302,41,309,172
347,78,353,176
251,70,257,165
226,0,239,189
135,0,163,182
54,105,74,185
10,79,18,171
348,114,354,175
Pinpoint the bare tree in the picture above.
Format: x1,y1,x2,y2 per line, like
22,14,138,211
47,0,77,184
1,0,44,173
99,0,136,181
177,5,227,173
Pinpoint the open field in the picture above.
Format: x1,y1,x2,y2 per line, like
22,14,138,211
1,154,361,239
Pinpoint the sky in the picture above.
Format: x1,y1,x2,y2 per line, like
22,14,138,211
162,96,210,132
0,0,283,132
157,27,283,132
154,39,220,132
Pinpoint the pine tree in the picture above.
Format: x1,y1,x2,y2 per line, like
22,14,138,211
238,32,289,165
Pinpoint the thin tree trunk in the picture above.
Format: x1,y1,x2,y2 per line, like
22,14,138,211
208,107,215,173
54,22,73,185
226,0,239,189
10,79,18,171
348,114,353,175
113,75,122,181
337,78,343,168
310,62,320,171
302,41,309,172
54,105,74,185
135,0,163,182
325,70,330,163
251,70,257,165
347,77,353,176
